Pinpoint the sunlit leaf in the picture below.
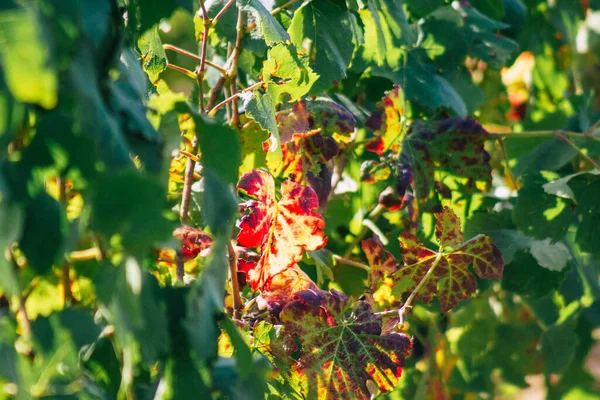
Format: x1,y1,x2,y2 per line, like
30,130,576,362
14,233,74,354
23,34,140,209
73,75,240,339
280,289,412,399
395,207,503,312
237,170,327,291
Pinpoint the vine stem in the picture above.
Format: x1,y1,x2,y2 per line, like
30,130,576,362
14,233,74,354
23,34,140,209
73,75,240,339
488,130,600,142
57,176,72,306
375,251,444,328
166,64,197,79
227,242,243,319
197,0,210,113
163,44,226,75
212,0,235,27
332,254,370,272
208,81,265,117
556,133,600,170
228,8,244,127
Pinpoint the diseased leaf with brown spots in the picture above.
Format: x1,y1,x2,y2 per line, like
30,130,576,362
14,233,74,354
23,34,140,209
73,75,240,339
362,235,398,285
237,170,327,291
279,289,412,400
363,86,492,211
435,206,463,248
395,207,503,312
278,98,356,144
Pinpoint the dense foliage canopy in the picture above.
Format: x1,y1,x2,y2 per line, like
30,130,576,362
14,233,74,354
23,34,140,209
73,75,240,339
1,0,600,398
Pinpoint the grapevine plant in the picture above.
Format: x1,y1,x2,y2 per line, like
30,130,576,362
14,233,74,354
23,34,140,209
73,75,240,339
1,0,600,399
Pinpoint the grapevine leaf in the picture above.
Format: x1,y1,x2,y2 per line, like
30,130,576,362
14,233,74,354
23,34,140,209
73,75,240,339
364,89,492,209
244,92,283,170
364,87,406,155
280,289,412,399
237,170,327,291
278,99,356,144
513,172,574,241
173,226,214,261
435,205,464,248
362,236,398,283
360,0,415,69
138,28,167,83
501,251,567,298
288,0,362,94
263,44,319,104
396,207,503,312
238,0,290,46
239,116,269,174
529,239,571,272
0,4,57,109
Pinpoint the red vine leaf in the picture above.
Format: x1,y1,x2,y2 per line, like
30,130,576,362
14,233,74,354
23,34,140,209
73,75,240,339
280,289,412,399
395,207,503,312
237,170,327,291
364,86,406,155
173,226,213,261
362,236,398,284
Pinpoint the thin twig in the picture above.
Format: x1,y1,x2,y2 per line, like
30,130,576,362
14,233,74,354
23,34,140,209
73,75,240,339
57,176,72,306
227,8,244,127
271,0,302,15
556,133,600,170
197,0,211,113
179,151,197,222
163,44,227,75
584,119,600,136
332,254,370,272
518,296,547,331
208,81,264,117
212,0,236,26
166,64,197,79
489,130,600,142
227,242,243,319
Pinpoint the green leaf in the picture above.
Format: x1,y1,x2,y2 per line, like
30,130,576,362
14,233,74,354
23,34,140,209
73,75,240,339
567,171,600,254
134,0,194,33
186,238,228,361
0,316,20,386
0,5,57,109
191,111,241,186
199,171,238,236
464,211,529,264
263,44,319,104
243,92,283,171
288,0,362,93
90,170,173,252
19,192,67,275
540,323,579,374
0,201,23,297
138,28,167,83
360,0,415,69
513,172,574,241
238,0,290,45
417,7,468,67
502,251,567,298
529,239,571,272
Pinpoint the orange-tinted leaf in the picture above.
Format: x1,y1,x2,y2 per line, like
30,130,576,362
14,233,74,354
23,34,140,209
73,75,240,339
280,289,412,399
395,207,503,312
364,86,406,155
362,236,398,284
237,170,327,291
173,226,213,261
